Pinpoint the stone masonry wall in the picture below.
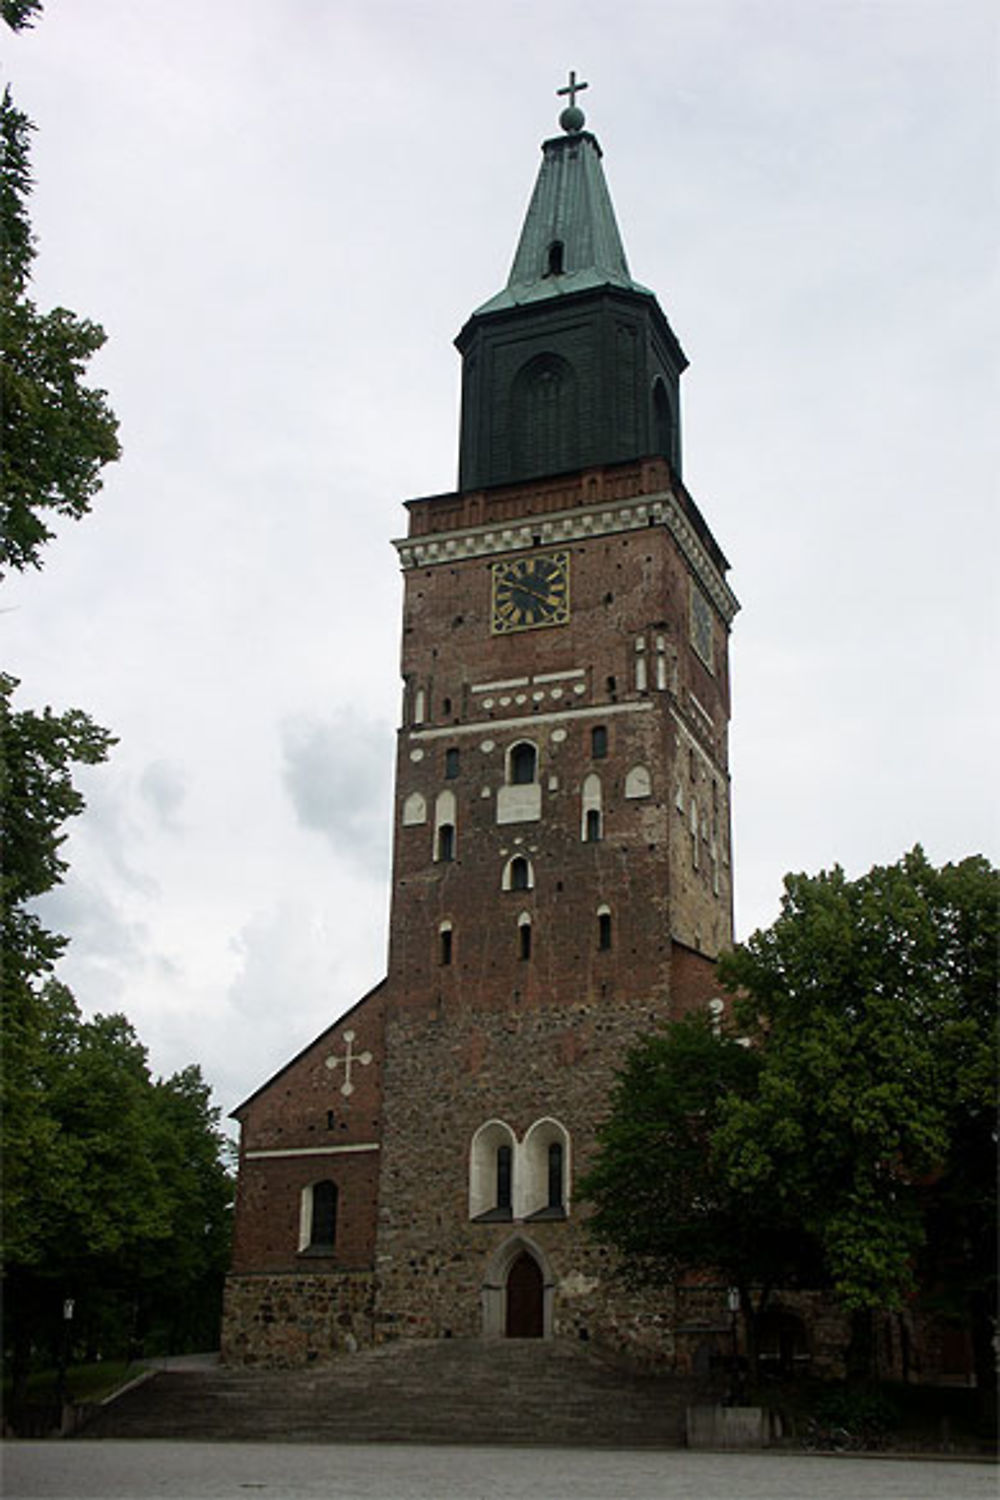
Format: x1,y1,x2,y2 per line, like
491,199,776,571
222,1272,376,1367
372,981,718,1364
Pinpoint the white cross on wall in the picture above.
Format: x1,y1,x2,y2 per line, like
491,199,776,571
324,1029,373,1097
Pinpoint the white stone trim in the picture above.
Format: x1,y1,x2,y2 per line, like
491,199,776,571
408,699,653,742
245,1144,380,1160
471,677,530,694
394,489,739,625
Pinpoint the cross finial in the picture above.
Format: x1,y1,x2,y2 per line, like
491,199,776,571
557,70,588,133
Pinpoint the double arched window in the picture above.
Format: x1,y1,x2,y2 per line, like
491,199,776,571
469,1118,571,1222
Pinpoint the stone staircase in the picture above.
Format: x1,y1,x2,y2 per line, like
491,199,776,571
78,1339,702,1447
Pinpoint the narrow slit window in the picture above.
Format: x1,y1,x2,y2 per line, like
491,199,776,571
519,920,532,961
437,823,455,862
496,1144,512,1211
546,239,565,276
445,747,460,779
310,1180,338,1248
598,910,612,950
591,725,608,759
440,926,453,966
585,808,602,843
547,1142,564,1209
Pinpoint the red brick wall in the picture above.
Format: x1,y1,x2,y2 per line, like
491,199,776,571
230,988,385,1274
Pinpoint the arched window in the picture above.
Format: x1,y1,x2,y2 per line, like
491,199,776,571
546,239,565,276
511,353,578,479
299,1179,338,1252
581,772,602,842
547,1142,564,1210
437,823,455,862
522,1117,570,1220
502,854,534,891
434,789,457,862
439,921,453,966
597,905,612,951
518,913,532,960
653,377,675,465
625,764,652,800
469,1121,517,1221
498,743,542,826
402,791,427,826
496,1145,512,1211
509,742,537,785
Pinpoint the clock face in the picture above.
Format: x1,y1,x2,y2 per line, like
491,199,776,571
491,551,570,634
690,582,714,670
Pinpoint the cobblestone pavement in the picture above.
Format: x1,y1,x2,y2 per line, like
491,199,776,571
2,1441,995,1500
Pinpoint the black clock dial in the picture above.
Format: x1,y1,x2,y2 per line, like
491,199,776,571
492,552,570,633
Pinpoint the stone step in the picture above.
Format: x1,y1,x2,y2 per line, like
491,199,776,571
78,1339,701,1447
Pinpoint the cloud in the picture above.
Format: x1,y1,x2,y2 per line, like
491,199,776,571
138,758,187,831
280,710,393,878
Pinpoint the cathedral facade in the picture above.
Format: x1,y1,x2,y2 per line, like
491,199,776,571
223,89,741,1369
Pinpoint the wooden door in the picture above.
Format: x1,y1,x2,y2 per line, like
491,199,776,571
505,1251,544,1338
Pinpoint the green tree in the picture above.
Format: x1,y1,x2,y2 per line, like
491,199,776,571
1,674,117,1263
579,1012,823,1368
140,1065,235,1353
716,848,997,1382
2,6,121,575
581,849,996,1387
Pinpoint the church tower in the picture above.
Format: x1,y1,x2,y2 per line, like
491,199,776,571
224,81,738,1364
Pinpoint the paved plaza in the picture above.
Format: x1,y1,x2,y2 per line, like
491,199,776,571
2,1441,995,1500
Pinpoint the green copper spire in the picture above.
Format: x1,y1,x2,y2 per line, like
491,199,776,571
455,80,688,491
474,75,652,316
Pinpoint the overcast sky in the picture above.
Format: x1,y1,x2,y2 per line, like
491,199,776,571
5,0,997,1127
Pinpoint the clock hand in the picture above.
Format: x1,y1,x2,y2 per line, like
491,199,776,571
513,579,560,606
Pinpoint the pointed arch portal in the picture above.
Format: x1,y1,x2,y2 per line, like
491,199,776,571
480,1234,555,1340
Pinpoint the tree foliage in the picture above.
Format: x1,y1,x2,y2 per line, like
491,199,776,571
580,1013,821,1319
581,848,997,1382
4,981,233,1372
1,5,231,1384
1,59,121,574
2,1,43,31
717,848,997,1319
